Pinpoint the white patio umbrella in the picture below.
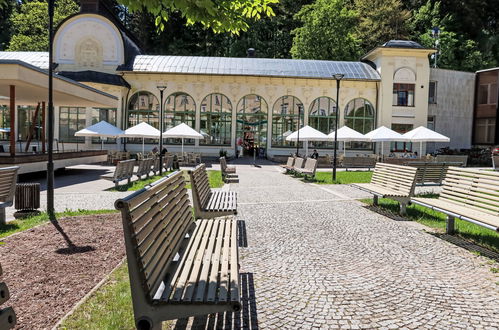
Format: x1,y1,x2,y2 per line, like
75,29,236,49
402,126,450,156
75,120,124,150
285,125,331,156
120,122,161,154
365,126,409,157
163,123,203,154
327,126,370,156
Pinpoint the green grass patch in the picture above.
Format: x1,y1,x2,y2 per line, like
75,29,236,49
108,170,224,192
314,171,373,184
58,262,135,329
0,209,117,240
362,197,499,253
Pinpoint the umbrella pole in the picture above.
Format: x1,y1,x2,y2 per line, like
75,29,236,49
344,141,346,157
381,142,384,161
182,138,184,154
101,139,103,150
142,138,145,154
420,142,423,158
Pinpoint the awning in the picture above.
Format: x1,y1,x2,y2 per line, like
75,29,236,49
0,60,118,107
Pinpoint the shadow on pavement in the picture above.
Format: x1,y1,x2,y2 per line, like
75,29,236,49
173,273,259,330
18,167,111,191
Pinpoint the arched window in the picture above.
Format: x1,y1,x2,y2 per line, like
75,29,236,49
344,98,375,150
309,96,337,149
128,91,159,128
165,92,196,145
236,94,268,154
272,96,304,147
200,93,232,145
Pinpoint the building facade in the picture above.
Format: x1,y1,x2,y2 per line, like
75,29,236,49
473,68,499,146
5,4,479,159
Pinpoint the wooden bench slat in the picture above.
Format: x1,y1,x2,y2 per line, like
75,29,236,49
219,219,231,302
194,219,221,302
207,218,226,302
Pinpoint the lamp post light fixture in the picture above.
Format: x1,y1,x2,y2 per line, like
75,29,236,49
157,85,167,175
332,73,344,181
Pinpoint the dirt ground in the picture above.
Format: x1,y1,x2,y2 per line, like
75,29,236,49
0,213,125,329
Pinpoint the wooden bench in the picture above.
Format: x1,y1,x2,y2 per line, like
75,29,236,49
0,263,16,329
292,157,305,173
220,157,238,183
101,159,135,188
353,163,418,215
0,166,19,224
435,155,468,166
412,167,499,234
115,171,240,330
342,157,377,171
280,157,295,173
405,161,462,186
135,158,154,180
295,158,318,180
151,156,174,176
188,164,237,219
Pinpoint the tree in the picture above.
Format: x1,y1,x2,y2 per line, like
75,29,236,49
7,0,78,51
0,0,15,50
410,0,494,72
290,0,361,61
354,0,411,52
118,0,279,34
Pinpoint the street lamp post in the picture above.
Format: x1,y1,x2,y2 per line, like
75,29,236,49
157,85,167,175
332,73,344,181
296,105,302,157
47,0,55,217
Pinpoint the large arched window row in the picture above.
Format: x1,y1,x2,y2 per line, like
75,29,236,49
344,98,375,150
308,96,337,149
200,93,232,146
271,95,304,148
236,94,268,156
165,92,196,145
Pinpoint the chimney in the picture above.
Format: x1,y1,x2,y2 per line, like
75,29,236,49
246,48,256,58
80,0,100,13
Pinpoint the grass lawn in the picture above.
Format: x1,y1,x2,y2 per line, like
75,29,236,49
313,171,373,184
108,170,223,192
58,262,136,329
0,209,117,240
363,197,499,253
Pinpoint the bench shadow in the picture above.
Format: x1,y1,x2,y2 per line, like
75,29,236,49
430,233,499,262
237,220,248,248
173,273,259,330
363,205,412,222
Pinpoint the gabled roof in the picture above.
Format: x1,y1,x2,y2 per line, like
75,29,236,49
125,55,381,81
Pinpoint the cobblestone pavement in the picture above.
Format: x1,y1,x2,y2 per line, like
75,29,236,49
172,163,499,329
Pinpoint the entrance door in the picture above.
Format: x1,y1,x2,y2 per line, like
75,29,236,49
236,115,267,157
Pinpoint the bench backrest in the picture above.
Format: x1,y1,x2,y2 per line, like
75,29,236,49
440,167,499,216
435,155,468,166
0,263,16,329
293,157,305,169
285,157,294,167
343,157,377,167
406,161,462,184
115,171,193,302
303,158,318,174
136,158,153,176
164,155,173,169
0,166,19,206
220,157,228,173
188,164,211,210
114,159,135,181
370,163,418,196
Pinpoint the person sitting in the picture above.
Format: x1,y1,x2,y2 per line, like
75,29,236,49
388,150,396,158
151,146,159,153
311,149,319,159
161,147,168,155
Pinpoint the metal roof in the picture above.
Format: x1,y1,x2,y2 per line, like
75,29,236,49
128,55,381,81
0,52,49,69
0,52,381,81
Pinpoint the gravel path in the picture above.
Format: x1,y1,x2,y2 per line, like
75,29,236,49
173,163,499,329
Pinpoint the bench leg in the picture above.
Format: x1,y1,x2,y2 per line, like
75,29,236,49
446,215,455,234
0,208,5,225
399,202,407,216
373,195,379,206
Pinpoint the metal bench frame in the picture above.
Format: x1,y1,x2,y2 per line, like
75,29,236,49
100,159,135,188
0,166,19,224
188,164,237,219
353,163,418,215
115,171,240,330
411,167,499,234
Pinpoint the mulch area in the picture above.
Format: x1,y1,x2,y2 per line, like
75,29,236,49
0,213,125,329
